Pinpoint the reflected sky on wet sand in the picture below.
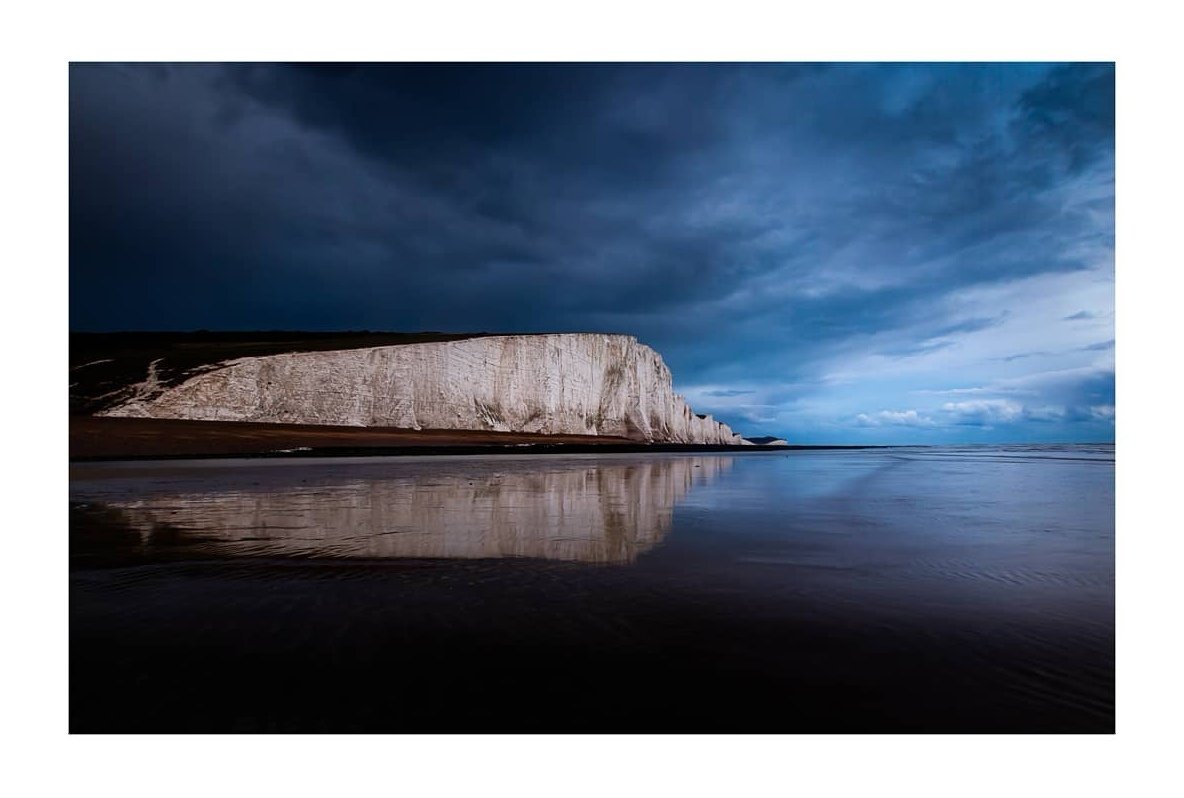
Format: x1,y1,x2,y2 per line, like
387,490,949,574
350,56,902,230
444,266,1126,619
69,446,1113,732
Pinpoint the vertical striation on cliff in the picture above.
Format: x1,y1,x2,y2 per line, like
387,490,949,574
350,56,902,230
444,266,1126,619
99,333,749,444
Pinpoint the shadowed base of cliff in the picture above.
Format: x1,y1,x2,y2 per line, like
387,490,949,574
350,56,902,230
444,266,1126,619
71,417,793,461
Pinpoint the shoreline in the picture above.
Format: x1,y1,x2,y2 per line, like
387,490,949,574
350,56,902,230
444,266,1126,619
69,416,881,463
71,442,883,464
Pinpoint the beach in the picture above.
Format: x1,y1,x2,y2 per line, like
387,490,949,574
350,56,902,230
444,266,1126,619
69,445,1114,732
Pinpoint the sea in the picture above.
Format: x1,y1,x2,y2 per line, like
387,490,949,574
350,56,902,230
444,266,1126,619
69,444,1114,732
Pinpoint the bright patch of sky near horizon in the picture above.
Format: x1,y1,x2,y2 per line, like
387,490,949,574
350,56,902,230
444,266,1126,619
70,63,1114,443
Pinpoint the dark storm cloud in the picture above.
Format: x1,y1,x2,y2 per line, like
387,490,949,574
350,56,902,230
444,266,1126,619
70,62,1114,441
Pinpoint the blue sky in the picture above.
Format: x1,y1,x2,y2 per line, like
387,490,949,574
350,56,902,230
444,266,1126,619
69,63,1114,443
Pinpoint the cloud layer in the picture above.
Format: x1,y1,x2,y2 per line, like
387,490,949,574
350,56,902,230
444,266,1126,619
70,63,1114,443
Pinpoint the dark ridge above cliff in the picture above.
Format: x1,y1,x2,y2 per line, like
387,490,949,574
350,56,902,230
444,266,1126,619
69,331,606,415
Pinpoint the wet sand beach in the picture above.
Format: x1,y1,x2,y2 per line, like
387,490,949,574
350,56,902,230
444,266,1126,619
70,416,637,459
70,416,811,460
69,446,1114,733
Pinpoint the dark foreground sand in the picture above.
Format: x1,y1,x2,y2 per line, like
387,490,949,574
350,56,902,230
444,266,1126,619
72,555,1105,733
70,416,636,459
70,417,801,460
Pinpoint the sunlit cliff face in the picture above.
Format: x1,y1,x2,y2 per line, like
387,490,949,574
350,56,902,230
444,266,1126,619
98,334,747,445
72,456,734,564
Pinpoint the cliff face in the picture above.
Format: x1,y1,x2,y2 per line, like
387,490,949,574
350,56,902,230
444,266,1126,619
99,333,748,445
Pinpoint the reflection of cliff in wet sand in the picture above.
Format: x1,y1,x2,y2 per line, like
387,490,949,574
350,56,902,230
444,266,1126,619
85,456,733,564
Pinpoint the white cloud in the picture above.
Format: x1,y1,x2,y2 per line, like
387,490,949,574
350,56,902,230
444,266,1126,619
855,409,935,427
941,398,1025,424
818,268,1115,388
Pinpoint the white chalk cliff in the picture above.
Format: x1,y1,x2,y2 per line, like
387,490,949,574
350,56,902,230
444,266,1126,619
100,333,750,445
